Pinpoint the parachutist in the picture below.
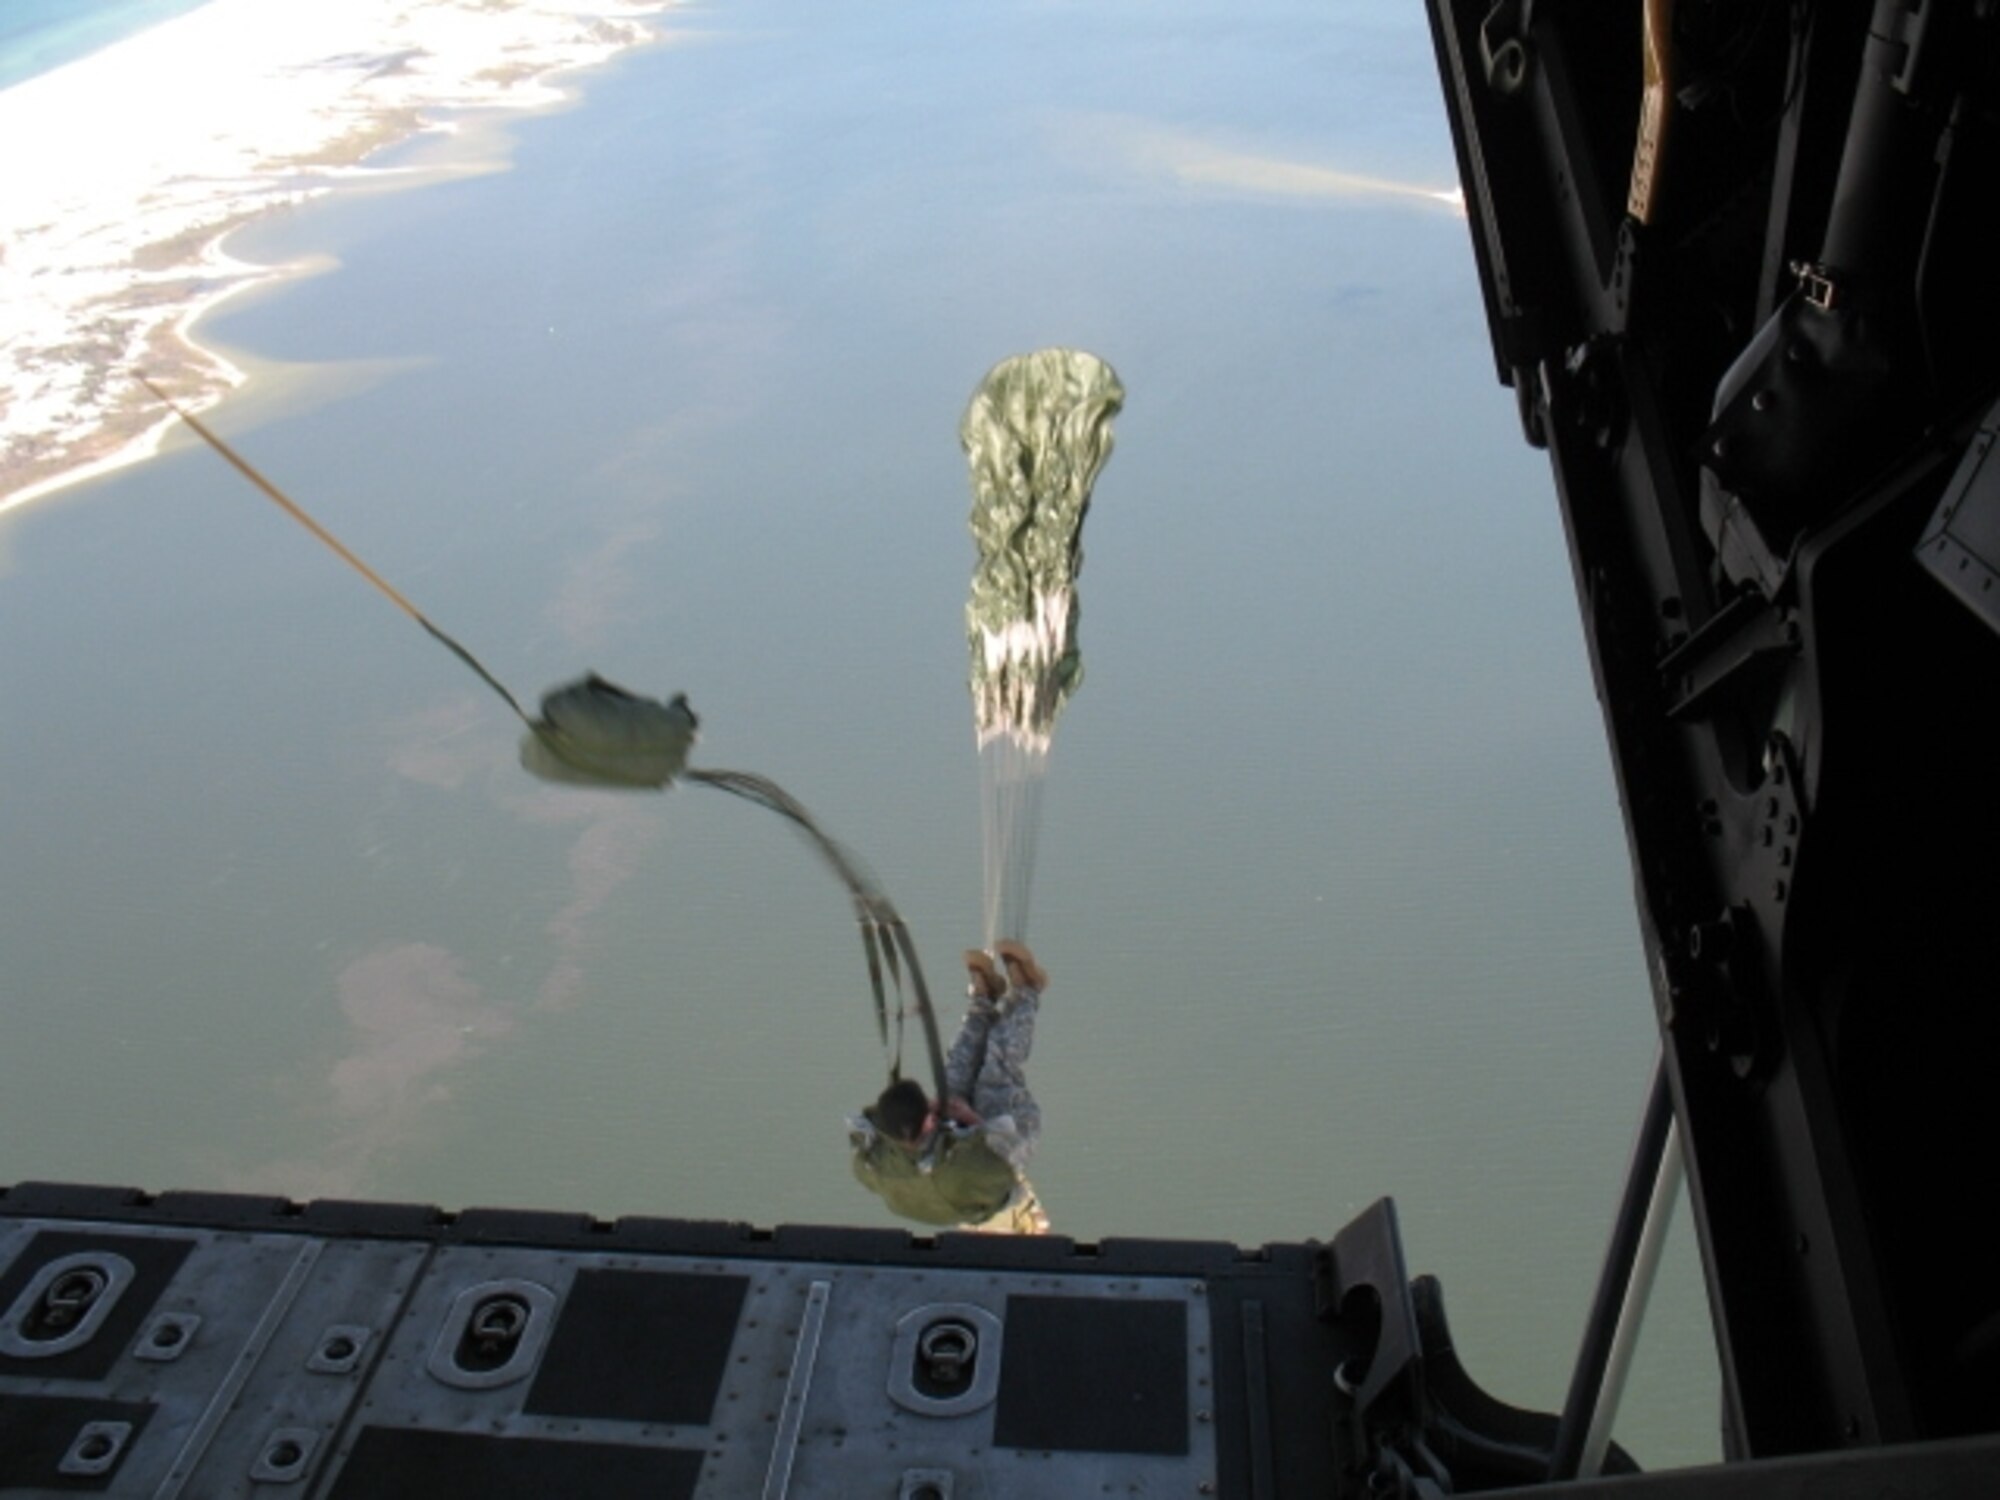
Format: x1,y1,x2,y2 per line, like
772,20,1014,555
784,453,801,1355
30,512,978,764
850,942,1050,1235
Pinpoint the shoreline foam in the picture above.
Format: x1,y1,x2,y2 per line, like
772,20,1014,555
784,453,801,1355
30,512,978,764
0,0,673,519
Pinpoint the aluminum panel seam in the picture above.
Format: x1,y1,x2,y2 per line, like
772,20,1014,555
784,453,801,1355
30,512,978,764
152,1238,321,1500
761,1278,832,1500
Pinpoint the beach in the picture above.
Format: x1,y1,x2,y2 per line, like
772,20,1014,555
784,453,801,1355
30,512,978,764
0,0,671,516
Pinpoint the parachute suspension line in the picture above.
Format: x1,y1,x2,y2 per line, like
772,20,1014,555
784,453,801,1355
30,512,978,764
136,374,536,727
979,735,1048,948
684,767,949,1101
961,349,1124,951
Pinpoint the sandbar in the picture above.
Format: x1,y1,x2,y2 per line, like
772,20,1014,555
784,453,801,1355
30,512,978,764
0,0,673,518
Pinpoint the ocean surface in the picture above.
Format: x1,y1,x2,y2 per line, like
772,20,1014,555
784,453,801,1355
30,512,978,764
0,0,213,89
0,0,1722,1468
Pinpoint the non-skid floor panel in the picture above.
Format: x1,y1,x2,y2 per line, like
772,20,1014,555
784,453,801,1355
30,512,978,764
326,1429,705,1500
994,1295,1189,1455
524,1268,749,1425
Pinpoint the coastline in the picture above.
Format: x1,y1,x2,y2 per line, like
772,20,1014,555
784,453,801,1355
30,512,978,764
0,0,674,519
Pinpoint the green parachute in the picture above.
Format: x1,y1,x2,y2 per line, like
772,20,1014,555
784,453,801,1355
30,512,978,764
959,350,1125,946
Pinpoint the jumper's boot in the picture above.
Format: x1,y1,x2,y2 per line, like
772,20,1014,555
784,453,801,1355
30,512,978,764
964,949,1005,1003
993,940,1048,994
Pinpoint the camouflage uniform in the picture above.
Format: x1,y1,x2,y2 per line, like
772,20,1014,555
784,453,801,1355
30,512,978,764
944,981,1042,1169
849,978,1045,1229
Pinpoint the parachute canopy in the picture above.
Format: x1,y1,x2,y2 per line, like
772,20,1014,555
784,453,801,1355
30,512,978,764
960,349,1123,948
961,349,1125,755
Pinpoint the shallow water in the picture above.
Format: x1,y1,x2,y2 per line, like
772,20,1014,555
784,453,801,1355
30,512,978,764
0,0,1721,1467
0,0,214,89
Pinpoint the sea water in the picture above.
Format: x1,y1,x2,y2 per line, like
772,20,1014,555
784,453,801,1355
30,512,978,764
0,0,214,90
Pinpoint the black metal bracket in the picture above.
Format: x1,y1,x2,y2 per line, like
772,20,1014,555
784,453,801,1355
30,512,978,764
1320,1199,1636,1496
